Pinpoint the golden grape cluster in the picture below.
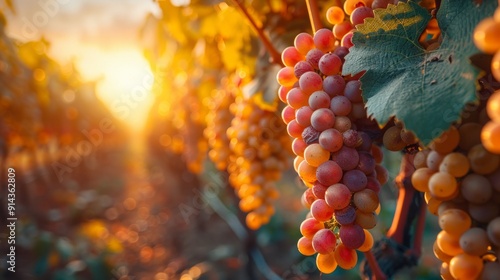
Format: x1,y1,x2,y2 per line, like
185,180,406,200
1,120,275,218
205,81,292,230
411,95,500,279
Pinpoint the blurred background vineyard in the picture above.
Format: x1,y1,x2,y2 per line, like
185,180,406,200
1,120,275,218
0,0,441,279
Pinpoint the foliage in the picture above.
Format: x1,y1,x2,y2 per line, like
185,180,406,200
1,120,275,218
342,0,497,145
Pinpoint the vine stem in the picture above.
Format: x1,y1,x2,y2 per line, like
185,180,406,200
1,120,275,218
305,0,322,33
230,0,283,66
364,251,387,280
386,153,416,243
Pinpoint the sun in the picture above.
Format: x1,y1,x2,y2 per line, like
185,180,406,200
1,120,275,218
77,47,155,130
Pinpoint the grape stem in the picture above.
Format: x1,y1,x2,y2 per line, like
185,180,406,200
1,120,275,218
230,0,283,66
304,0,322,33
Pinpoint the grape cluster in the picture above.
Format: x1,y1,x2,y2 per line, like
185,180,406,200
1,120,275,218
277,1,388,274
226,94,292,230
474,6,500,155
411,96,500,279
205,88,235,171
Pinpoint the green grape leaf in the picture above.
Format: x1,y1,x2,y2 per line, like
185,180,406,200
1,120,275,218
342,0,497,145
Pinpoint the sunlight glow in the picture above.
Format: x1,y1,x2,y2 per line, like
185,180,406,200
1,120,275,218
77,47,154,130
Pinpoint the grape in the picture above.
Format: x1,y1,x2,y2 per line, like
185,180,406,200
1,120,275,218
302,126,320,144
426,150,444,171
286,87,309,109
428,172,458,200
312,181,328,199
281,105,295,124
461,174,493,204
333,46,350,62
482,121,500,154
304,143,330,167
481,262,500,280
365,177,381,193
439,152,470,177
487,91,500,122
355,210,377,229
309,90,331,109
334,205,355,225
287,120,305,138
334,243,358,269
316,160,343,186
333,21,354,40
292,138,307,157
298,160,318,183
278,86,290,103
487,216,500,246
350,6,374,26
353,189,379,212
468,144,500,174
400,129,418,145
319,128,343,152
357,151,376,174
300,218,325,238
314,28,336,53
459,227,490,256
339,224,365,249
311,108,336,131
344,0,366,15
276,66,297,87
281,46,304,67
294,61,314,78
357,230,374,252
375,164,388,185
319,53,342,75
437,230,464,256
440,263,454,280
330,95,352,116
488,168,500,192
449,253,483,279
326,6,345,25
458,122,482,150
430,126,460,154
312,228,337,254
343,129,361,148
295,106,313,127
301,188,316,209
469,201,500,224
342,169,367,192
316,253,337,274
299,71,323,94
305,48,324,70
383,126,406,151
332,146,360,170
297,236,316,256
473,18,500,54
344,80,363,103
294,156,304,172
357,132,372,151
411,167,434,192
433,240,452,263
325,183,352,210
323,75,346,97
371,0,392,9
341,31,354,48
413,149,430,169
311,199,335,222
294,32,315,55
334,116,352,132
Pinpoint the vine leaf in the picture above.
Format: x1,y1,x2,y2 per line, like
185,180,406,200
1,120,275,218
342,0,497,145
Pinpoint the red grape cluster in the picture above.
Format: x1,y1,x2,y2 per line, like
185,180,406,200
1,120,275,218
276,2,388,274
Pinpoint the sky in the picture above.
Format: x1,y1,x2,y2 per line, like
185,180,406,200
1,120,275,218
4,0,162,129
